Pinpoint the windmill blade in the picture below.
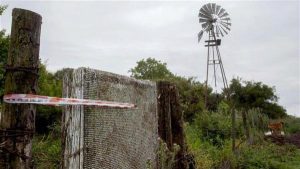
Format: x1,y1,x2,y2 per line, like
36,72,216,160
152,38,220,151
199,18,209,23
215,26,220,37
218,8,225,16
204,3,212,14
220,22,231,31
199,12,211,20
202,22,210,30
200,8,212,19
221,21,231,26
216,5,221,15
220,12,229,18
212,3,216,14
198,30,204,42
203,4,211,14
221,17,231,21
216,25,224,37
219,24,229,34
208,3,214,14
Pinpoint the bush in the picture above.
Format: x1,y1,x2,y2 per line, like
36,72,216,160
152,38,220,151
284,116,300,134
237,142,300,169
185,123,237,169
193,108,244,147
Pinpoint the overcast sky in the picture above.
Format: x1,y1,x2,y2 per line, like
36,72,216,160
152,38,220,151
0,1,299,116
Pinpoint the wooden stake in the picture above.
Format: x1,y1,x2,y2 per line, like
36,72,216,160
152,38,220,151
0,8,41,169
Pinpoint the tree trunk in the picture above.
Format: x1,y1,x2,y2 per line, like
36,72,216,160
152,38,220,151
0,8,41,169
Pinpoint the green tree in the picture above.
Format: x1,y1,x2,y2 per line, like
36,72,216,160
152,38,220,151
129,58,173,80
226,78,286,118
130,57,206,122
36,63,62,134
171,76,206,121
0,5,9,96
54,67,73,80
0,5,7,15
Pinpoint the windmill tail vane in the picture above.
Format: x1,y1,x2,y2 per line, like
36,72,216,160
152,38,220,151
198,30,204,43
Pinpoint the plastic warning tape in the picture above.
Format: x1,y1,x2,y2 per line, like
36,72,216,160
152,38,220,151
4,94,136,109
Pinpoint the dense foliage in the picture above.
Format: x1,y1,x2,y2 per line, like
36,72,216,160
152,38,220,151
130,57,209,121
130,58,287,120
0,25,9,96
36,64,62,133
227,78,287,118
129,58,173,80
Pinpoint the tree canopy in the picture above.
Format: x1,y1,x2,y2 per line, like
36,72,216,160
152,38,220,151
0,5,9,96
227,78,286,118
130,57,287,121
0,31,9,97
130,57,206,121
0,5,7,15
129,58,173,80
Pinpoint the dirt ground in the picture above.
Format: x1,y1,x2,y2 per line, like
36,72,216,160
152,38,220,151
285,132,300,148
264,132,300,148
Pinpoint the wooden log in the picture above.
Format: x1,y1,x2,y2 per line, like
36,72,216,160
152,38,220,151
0,8,41,169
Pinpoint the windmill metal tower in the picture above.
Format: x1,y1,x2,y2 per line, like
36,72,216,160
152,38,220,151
198,3,231,106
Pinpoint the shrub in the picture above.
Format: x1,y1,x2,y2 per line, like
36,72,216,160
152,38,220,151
284,116,300,134
185,123,237,169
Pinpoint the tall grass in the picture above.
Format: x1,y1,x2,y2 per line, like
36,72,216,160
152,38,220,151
32,123,61,169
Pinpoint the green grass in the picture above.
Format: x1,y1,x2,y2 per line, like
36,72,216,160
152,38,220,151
237,142,300,169
185,111,300,169
32,135,61,169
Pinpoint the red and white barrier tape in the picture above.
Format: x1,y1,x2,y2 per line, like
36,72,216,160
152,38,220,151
4,94,136,109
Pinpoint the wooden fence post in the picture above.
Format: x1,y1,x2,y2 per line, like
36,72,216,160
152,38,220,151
0,8,41,169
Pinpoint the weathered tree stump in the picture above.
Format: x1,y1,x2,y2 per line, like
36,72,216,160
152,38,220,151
0,8,41,169
157,81,188,169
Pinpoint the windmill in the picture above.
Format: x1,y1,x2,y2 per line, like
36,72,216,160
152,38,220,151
197,3,231,105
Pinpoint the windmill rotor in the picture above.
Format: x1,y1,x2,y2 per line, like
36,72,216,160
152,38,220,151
198,3,231,42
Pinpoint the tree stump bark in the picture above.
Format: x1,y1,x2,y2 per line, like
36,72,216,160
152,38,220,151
0,8,41,169
157,81,188,169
